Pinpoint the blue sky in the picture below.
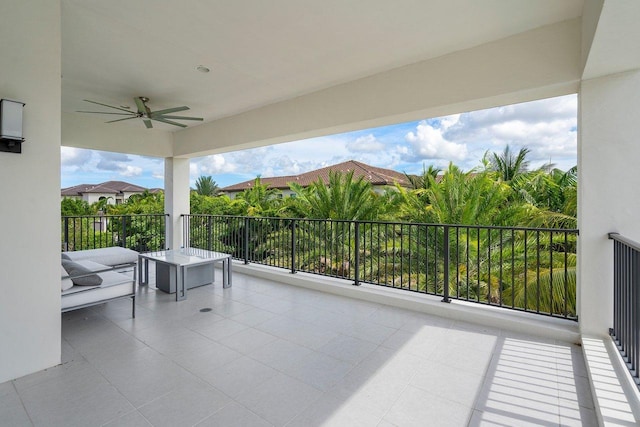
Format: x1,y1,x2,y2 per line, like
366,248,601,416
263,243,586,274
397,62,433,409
61,94,577,189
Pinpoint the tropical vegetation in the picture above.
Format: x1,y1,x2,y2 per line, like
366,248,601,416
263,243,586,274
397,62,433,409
61,146,578,317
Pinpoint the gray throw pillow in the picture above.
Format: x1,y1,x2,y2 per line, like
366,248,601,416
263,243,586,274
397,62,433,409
61,259,103,286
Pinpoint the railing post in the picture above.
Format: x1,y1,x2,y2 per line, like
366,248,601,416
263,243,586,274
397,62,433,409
207,215,212,251
181,214,188,249
354,222,360,286
290,219,297,274
63,217,69,251
243,217,250,264
165,214,170,249
442,225,450,303
121,216,127,248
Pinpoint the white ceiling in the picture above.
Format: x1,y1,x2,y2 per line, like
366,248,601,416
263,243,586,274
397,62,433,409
61,0,583,132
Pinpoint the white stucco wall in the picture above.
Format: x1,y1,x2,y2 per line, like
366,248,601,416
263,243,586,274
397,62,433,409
165,158,190,250
578,69,640,336
85,192,117,205
0,1,62,382
173,19,580,158
62,113,174,158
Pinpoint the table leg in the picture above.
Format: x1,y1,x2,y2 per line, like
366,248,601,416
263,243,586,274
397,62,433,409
223,258,231,288
138,257,149,285
176,265,187,301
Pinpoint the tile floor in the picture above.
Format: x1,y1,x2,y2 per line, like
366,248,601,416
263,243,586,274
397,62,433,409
1,266,596,426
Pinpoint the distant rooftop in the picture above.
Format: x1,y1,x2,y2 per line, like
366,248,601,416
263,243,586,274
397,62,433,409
221,160,410,192
61,180,149,197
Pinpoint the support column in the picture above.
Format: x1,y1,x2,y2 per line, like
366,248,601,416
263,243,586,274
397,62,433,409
164,157,190,250
0,0,62,382
578,69,640,336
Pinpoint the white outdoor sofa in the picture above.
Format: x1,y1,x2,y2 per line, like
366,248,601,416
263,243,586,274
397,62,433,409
61,247,139,317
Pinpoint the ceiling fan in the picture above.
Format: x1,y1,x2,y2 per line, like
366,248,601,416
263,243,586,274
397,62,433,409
77,96,203,128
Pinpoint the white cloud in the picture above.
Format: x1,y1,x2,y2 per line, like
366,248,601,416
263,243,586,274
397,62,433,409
119,165,142,177
428,94,578,170
195,154,237,175
403,120,468,161
97,157,130,171
347,134,385,152
61,147,92,168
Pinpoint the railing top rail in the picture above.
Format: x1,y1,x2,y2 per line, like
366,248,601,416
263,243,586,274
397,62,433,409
181,213,578,234
62,213,169,218
609,232,640,251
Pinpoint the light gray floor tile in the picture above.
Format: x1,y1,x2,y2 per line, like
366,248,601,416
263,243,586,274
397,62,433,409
103,410,153,426
340,319,397,345
317,334,378,364
196,402,273,427
0,383,32,426
138,381,231,427
170,340,242,374
558,402,599,427
384,385,472,427
234,372,322,426
217,327,278,354
8,271,593,427
286,393,382,427
229,307,277,327
248,338,314,373
410,359,485,407
193,318,249,341
256,315,339,350
92,346,200,408
285,351,354,391
21,377,133,427
200,356,278,398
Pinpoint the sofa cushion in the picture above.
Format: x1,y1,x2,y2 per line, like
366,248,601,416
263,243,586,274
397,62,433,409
61,265,73,292
61,260,103,286
61,247,139,266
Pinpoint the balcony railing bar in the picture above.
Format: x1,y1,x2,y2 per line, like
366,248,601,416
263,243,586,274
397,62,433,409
183,214,577,320
609,232,640,390
62,214,169,253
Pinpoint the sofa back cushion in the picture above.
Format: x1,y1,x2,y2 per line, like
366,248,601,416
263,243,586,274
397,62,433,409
61,260,103,286
61,265,74,291
61,247,138,266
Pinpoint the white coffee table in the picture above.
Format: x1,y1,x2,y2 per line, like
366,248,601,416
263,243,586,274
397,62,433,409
138,247,232,301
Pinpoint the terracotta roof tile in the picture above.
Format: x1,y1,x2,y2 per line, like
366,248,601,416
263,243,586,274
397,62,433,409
61,180,148,196
221,160,410,192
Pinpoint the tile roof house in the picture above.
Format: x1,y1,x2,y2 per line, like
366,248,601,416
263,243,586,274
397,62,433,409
61,181,149,205
220,160,411,198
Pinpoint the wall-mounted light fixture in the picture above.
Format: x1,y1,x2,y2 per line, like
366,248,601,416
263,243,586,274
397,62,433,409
0,99,25,153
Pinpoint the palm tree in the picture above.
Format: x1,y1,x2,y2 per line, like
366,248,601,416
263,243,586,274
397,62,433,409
194,176,220,197
404,164,441,191
233,177,281,216
489,145,531,182
289,170,385,220
510,165,577,228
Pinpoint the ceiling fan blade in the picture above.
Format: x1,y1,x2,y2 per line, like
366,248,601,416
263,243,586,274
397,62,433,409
76,111,135,116
151,117,187,128
151,106,190,115
134,97,150,114
143,119,153,129
83,99,134,113
156,115,203,121
105,116,139,124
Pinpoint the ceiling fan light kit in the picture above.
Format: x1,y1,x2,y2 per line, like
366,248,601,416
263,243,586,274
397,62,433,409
77,97,203,129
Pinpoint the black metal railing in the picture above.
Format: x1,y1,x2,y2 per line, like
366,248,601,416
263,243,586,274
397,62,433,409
609,232,640,389
61,214,169,252
183,214,578,319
